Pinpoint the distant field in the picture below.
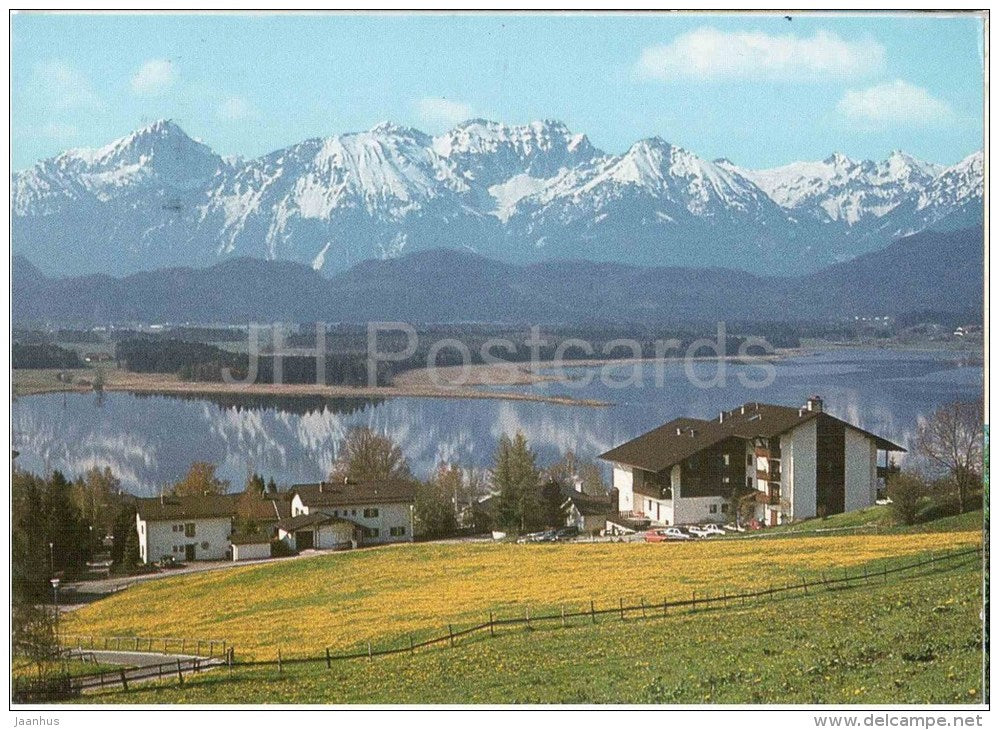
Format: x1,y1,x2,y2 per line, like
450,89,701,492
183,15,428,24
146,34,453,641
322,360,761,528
63,526,982,662
78,554,983,704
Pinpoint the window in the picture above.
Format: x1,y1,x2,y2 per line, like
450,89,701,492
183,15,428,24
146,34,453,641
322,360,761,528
723,454,730,466
747,454,753,466
709,504,718,514
363,527,380,538
333,510,338,517
722,476,730,484
746,476,753,488
201,541,210,550
184,523,196,538
351,509,357,516
363,508,379,518
390,526,406,537
721,504,729,513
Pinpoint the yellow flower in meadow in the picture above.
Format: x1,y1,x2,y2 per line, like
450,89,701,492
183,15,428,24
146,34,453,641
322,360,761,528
63,530,979,660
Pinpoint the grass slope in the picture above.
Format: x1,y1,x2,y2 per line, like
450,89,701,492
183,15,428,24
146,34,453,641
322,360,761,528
63,529,981,661
78,555,983,704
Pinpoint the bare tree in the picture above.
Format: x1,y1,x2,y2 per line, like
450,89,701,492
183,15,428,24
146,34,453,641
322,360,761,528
329,427,412,483
914,399,984,513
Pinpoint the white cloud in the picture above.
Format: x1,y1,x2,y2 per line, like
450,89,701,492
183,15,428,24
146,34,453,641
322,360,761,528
218,95,256,121
635,27,885,81
837,80,955,125
31,60,101,110
416,97,475,127
130,59,176,95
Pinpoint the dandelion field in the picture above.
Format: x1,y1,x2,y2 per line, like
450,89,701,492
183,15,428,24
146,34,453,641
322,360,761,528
78,553,983,704
63,527,982,663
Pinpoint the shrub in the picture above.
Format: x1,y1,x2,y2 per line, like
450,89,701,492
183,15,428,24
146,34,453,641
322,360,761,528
270,538,295,558
887,472,928,526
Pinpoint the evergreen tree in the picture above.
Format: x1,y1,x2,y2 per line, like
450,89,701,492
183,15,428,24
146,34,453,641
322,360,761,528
492,432,541,533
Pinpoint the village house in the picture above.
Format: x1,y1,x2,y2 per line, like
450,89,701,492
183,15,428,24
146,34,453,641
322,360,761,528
135,491,290,564
560,485,616,535
282,479,416,550
135,494,239,564
599,396,904,528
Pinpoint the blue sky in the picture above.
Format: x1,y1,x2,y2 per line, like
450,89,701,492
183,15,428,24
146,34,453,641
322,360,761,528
11,12,985,170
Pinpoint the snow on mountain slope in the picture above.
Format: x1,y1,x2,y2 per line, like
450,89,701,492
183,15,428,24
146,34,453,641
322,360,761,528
727,150,944,226
10,118,983,277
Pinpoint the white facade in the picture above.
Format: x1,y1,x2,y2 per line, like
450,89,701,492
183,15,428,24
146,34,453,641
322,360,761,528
232,541,271,561
137,514,232,564
291,494,414,544
612,464,726,526
845,428,878,512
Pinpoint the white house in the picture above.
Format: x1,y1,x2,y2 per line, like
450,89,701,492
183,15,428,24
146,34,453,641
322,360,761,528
135,492,291,564
600,397,904,528
135,495,236,564
287,480,416,546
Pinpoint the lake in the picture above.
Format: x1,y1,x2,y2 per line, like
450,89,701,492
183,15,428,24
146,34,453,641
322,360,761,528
11,348,983,495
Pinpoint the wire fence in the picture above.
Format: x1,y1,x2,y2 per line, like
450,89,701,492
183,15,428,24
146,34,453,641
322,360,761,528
20,545,981,701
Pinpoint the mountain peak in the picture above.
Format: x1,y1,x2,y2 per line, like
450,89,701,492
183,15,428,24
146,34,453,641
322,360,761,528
823,151,855,167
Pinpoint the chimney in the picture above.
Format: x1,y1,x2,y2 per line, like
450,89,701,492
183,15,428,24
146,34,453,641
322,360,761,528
718,411,725,423
688,428,696,438
806,395,824,413
319,482,324,493
740,405,746,414
676,427,683,436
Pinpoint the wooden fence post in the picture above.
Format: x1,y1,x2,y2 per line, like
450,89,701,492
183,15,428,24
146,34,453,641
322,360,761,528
489,612,495,637
692,590,696,611
325,647,331,668
278,649,283,674
561,605,566,627
120,669,128,692
663,596,668,616
229,649,234,678
619,597,625,620
410,634,416,653
526,607,531,629
367,641,373,660
640,597,646,618
802,577,808,595
176,660,184,685
448,624,455,647
590,600,596,624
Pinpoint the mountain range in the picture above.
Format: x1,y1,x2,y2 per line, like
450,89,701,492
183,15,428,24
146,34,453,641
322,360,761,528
11,119,983,277
13,226,983,326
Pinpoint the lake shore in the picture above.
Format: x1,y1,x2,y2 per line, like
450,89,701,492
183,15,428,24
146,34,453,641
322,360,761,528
11,368,614,408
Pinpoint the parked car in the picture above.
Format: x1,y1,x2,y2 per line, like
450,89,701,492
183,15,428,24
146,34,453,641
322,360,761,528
700,524,727,536
645,527,693,542
686,525,714,538
723,523,746,533
554,526,579,541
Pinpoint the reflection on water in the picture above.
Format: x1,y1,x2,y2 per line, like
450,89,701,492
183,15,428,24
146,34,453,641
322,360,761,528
11,349,983,495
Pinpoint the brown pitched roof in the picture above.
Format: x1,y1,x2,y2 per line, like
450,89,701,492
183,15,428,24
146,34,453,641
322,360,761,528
136,492,293,522
291,480,416,508
276,512,361,532
135,494,237,521
559,486,614,517
599,400,904,473
598,417,732,473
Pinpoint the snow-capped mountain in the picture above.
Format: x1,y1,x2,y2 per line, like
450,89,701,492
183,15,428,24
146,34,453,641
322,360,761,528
11,119,983,277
